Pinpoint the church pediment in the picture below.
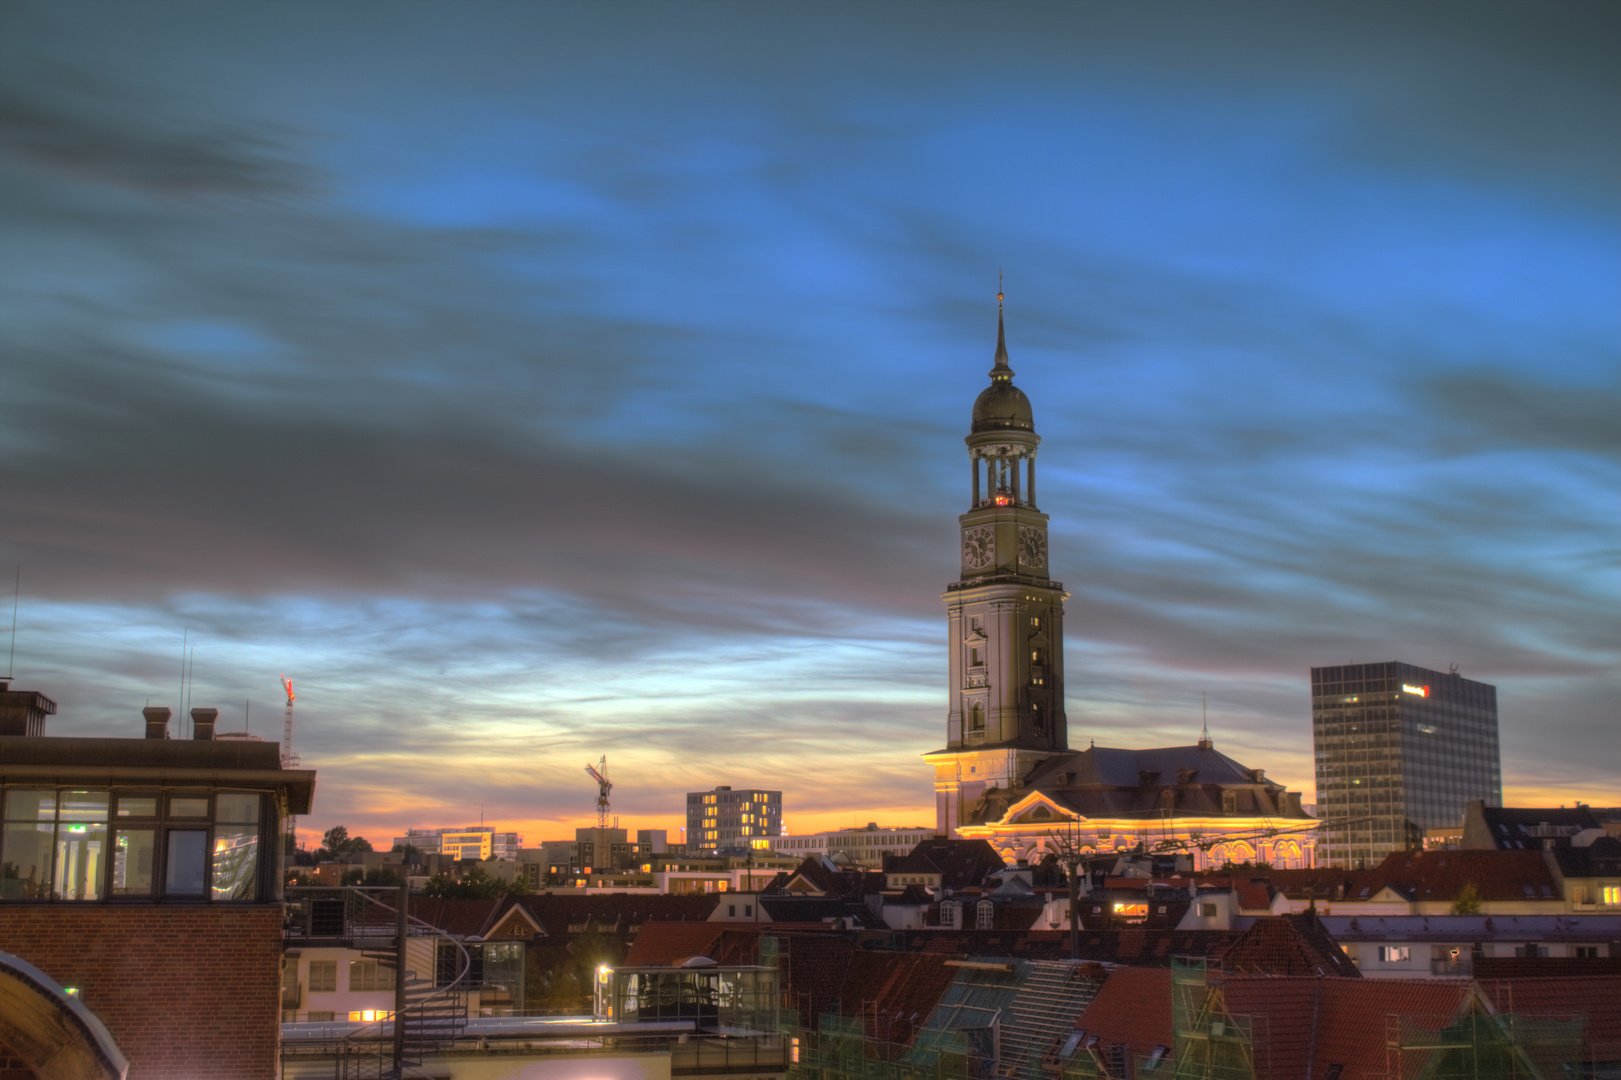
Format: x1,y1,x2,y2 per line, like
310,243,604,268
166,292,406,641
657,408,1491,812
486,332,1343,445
990,791,1084,828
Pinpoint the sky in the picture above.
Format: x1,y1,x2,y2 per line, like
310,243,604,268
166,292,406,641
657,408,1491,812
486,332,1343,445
2,2,1617,850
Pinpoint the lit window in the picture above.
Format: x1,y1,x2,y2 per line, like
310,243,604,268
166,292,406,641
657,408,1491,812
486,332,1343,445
1378,946,1410,963
1604,886,1620,905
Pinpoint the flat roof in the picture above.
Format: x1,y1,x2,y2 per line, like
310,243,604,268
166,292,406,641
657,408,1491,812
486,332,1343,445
0,736,316,814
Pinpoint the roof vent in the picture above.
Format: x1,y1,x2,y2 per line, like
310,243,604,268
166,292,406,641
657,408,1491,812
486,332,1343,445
191,707,219,741
143,706,172,739
0,683,58,737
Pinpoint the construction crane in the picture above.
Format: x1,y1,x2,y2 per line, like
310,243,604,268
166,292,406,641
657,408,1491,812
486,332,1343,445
280,674,300,768
584,756,612,829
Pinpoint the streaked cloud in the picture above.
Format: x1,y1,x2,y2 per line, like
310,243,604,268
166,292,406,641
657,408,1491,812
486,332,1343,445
1,1,1616,846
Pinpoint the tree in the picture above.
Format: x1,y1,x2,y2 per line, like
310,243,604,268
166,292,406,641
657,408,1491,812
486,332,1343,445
420,866,529,900
1452,881,1483,915
317,826,375,861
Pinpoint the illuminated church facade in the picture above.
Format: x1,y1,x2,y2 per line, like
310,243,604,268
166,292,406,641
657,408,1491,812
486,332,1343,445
923,295,1318,871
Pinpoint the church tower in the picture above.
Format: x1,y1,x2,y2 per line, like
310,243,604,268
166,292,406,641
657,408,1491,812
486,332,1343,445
924,290,1069,836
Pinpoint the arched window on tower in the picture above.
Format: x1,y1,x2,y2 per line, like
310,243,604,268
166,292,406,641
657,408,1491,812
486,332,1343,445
968,702,985,732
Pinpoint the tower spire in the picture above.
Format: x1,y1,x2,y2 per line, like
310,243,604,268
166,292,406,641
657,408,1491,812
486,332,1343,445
991,271,1012,378
1199,692,1213,750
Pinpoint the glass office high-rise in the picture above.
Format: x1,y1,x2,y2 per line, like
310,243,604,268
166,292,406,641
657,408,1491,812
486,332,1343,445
1312,661,1501,868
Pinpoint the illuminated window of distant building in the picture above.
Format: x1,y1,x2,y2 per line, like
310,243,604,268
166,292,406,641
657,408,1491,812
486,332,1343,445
1378,946,1410,963
1603,886,1620,905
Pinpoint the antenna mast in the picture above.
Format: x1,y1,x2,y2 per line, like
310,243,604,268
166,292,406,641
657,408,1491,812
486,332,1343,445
280,674,300,768
584,756,612,830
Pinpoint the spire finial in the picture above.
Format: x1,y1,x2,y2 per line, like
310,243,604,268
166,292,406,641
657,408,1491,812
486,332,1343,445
991,271,1012,377
1199,692,1213,750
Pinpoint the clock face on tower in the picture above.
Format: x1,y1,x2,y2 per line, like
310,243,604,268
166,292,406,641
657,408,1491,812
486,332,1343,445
962,526,994,571
1018,526,1047,570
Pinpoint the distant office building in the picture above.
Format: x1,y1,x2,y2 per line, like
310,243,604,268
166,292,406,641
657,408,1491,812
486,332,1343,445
392,825,521,861
778,824,937,867
686,786,782,851
1312,661,1501,868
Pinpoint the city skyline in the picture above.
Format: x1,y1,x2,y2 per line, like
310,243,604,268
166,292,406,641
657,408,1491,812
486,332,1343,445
2,3,1616,848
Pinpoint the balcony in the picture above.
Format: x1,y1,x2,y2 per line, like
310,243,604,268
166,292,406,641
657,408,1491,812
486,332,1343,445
1430,959,1473,977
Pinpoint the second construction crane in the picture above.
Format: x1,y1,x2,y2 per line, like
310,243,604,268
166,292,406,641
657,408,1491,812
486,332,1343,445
584,756,612,829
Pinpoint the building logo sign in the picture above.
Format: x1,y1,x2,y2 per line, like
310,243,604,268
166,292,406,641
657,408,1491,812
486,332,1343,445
1402,684,1429,697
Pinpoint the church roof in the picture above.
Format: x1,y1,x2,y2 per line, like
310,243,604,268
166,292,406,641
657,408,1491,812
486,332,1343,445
1024,744,1263,789
961,744,1310,827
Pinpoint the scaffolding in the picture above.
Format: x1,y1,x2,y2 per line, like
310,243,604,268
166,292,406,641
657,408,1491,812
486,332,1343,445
782,949,1614,1080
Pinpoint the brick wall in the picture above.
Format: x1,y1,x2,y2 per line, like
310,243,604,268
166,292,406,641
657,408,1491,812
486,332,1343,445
0,1039,32,1080
0,905,282,1080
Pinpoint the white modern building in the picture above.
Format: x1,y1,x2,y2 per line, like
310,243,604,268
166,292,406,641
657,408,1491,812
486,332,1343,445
777,824,937,868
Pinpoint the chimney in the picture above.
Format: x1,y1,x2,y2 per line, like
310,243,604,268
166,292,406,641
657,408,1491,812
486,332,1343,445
1,682,58,737
143,706,172,739
191,707,219,741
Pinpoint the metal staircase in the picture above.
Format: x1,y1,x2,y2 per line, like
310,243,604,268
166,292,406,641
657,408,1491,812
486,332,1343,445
284,886,471,1080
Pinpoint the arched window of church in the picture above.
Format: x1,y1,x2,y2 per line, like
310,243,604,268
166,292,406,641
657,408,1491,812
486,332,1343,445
968,702,985,731
1275,840,1301,868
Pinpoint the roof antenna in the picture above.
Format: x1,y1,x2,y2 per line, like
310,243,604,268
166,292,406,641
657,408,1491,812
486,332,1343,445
178,628,188,733
1199,693,1212,750
5,565,19,679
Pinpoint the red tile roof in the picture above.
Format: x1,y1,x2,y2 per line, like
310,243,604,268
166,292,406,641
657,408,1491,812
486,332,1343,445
780,933,856,1029
1478,975,1621,1045
505,892,720,938
622,921,726,966
1224,977,1470,1080
1073,966,1173,1062
1362,849,1559,903
1219,915,1359,978
838,951,959,1045
1075,969,1474,1080
409,897,504,937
